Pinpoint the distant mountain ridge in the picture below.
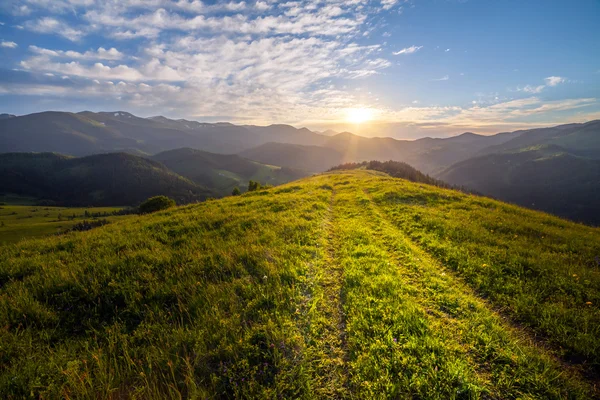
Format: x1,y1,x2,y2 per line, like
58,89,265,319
2,110,598,174
0,111,328,156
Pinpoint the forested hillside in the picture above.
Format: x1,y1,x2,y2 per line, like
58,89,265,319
152,148,309,195
0,152,212,206
439,145,600,225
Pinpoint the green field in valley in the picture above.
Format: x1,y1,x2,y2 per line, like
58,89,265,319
0,205,132,244
0,170,599,398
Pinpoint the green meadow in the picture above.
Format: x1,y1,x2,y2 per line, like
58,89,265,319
1,170,599,398
0,205,131,244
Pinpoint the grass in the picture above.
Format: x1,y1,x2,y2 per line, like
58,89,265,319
0,170,598,398
0,205,131,244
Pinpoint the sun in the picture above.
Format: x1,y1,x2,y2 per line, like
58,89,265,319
346,107,373,124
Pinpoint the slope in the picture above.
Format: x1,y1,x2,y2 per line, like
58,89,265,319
476,120,600,157
1,170,599,399
151,148,309,195
0,152,213,206
239,142,344,172
438,145,600,225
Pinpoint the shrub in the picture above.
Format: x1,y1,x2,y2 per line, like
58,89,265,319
248,180,262,192
139,196,176,214
67,219,110,233
232,187,241,196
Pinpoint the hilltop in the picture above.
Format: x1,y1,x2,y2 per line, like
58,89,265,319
1,170,599,398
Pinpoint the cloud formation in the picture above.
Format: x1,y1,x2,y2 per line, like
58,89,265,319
393,45,423,55
1,40,18,48
1,0,597,132
518,76,567,94
545,76,566,86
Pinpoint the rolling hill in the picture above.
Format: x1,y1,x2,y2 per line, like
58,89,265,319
439,145,600,225
0,152,213,206
1,170,599,398
151,148,309,195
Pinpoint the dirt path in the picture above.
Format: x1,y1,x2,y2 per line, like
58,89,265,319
299,188,349,398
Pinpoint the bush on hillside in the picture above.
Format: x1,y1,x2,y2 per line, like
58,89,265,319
248,180,262,192
232,187,241,196
139,196,176,214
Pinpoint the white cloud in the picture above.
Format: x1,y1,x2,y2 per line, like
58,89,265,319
445,48,450,52
545,76,566,86
433,75,449,81
381,0,398,10
1,41,18,48
29,45,124,60
519,84,545,94
393,45,422,55
20,57,147,81
516,76,567,94
255,1,270,10
24,17,85,41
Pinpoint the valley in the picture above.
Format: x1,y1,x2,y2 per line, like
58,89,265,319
0,205,132,244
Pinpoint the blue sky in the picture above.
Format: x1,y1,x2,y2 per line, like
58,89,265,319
0,0,599,138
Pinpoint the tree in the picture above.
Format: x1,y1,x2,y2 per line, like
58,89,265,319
248,180,262,192
232,187,241,196
139,196,176,214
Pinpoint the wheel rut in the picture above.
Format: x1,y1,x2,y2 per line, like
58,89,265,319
361,187,598,396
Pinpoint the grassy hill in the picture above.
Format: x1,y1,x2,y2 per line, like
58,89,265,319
1,170,599,398
439,145,600,225
0,152,213,206
152,148,309,195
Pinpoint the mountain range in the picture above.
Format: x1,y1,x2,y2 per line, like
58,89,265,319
1,111,599,224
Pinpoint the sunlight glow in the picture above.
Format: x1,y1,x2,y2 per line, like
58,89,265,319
345,108,374,124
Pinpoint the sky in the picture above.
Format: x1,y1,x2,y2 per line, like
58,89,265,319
0,0,599,139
